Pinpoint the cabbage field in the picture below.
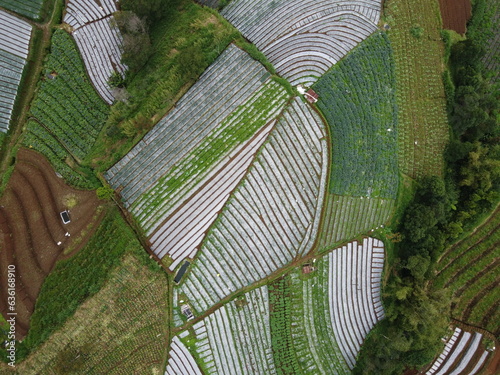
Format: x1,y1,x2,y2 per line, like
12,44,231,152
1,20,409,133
314,32,399,199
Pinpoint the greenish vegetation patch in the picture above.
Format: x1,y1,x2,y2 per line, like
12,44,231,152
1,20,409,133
0,0,43,20
314,32,398,199
269,276,302,375
29,29,109,162
385,0,449,179
22,120,100,189
269,265,350,374
7,206,152,361
319,193,395,252
91,0,240,170
10,255,168,374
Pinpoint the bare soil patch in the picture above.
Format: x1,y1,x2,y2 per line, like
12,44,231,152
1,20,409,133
438,0,471,34
0,148,103,339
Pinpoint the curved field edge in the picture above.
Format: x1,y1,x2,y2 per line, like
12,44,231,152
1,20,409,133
313,31,399,200
173,96,328,315
0,206,165,364
29,29,110,155
313,31,398,254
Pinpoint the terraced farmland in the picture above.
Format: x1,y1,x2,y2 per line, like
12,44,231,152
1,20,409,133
11,255,169,374
385,0,449,179
22,120,99,189
0,149,101,338
314,31,399,199
149,121,276,271
26,29,109,164
175,286,275,374
165,336,203,375
0,0,43,19
106,44,290,269
425,326,493,375
433,205,500,336
0,10,32,132
268,237,385,373
318,194,394,251
63,0,126,103
221,0,381,86
175,96,328,313
2,0,497,373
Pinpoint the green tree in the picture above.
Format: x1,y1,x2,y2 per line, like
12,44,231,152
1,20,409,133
108,71,125,88
96,186,114,200
120,0,175,24
113,11,152,74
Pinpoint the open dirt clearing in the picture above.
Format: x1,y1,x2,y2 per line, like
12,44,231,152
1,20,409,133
438,0,471,34
0,148,102,338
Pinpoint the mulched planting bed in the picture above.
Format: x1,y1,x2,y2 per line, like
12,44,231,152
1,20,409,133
0,148,102,338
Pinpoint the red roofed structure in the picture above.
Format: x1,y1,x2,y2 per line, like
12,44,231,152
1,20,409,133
305,89,319,104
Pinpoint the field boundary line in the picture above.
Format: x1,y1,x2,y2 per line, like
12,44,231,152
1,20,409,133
450,318,498,344
437,202,500,264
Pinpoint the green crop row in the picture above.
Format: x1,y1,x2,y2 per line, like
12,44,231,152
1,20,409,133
467,286,499,334
432,215,499,332
288,272,317,373
452,267,498,323
134,80,289,231
307,260,350,373
268,276,303,375
10,206,155,361
436,211,500,272
0,0,43,19
22,120,100,190
385,0,449,179
433,223,500,289
319,193,395,251
314,31,399,200
29,29,109,161
268,265,350,374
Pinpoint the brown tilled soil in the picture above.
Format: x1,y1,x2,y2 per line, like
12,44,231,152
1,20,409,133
0,148,103,339
485,347,500,375
438,0,472,34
